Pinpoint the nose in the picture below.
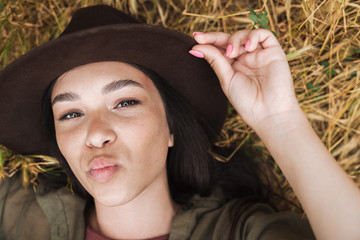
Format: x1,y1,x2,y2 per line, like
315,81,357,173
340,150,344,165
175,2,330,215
85,117,117,149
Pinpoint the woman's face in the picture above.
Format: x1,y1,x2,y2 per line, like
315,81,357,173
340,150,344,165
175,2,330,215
51,62,174,207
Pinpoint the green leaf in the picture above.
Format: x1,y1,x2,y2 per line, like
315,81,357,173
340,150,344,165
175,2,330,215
260,18,269,25
247,6,277,38
307,82,321,95
260,12,269,24
324,67,336,77
248,6,257,16
320,61,336,77
249,14,260,24
353,47,360,53
260,24,270,30
227,103,235,116
260,13,269,25
307,82,314,90
320,61,329,67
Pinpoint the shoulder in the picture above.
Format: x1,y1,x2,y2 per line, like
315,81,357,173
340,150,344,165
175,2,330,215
0,174,86,240
170,194,315,240
239,202,315,240
0,175,51,239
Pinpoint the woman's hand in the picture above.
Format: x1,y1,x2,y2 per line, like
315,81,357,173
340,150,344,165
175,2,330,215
191,29,360,240
190,29,301,133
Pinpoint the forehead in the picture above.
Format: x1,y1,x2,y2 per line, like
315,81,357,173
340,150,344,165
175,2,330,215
51,61,153,95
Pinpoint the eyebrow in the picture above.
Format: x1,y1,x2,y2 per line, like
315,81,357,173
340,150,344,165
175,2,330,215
52,79,143,106
102,79,143,94
52,92,80,106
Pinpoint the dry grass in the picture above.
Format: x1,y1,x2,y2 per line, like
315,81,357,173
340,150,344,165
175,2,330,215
1,0,359,212
0,144,60,190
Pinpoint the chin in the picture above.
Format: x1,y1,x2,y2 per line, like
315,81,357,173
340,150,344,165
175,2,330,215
92,189,133,207
89,182,141,207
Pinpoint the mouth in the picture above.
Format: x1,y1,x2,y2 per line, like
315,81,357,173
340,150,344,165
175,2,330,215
88,157,120,183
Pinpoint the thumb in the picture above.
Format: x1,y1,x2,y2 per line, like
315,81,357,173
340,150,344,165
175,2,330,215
189,44,235,96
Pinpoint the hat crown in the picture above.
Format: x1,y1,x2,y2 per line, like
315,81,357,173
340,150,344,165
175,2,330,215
60,5,138,37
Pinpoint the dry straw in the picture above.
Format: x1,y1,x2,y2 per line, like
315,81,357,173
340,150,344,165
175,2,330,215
1,0,359,212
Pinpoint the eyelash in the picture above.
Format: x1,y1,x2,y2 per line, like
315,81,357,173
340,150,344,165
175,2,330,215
59,112,83,120
115,99,140,108
58,99,140,120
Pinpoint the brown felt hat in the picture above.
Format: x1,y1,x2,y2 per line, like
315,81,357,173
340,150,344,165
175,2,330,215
0,5,227,156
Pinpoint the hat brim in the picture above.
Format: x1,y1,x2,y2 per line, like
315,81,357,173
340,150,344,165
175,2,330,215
0,24,227,156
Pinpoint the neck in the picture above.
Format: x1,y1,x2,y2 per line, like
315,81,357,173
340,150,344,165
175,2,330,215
88,170,177,239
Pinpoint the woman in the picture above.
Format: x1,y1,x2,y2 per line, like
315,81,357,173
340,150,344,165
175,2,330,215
0,4,359,240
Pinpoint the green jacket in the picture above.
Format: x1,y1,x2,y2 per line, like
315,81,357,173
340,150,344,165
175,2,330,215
0,176,315,240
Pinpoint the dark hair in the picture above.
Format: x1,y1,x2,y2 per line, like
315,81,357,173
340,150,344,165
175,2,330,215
133,64,215,203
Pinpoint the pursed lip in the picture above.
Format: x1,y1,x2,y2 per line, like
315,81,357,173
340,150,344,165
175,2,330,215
88,156,120,183
88,155,118,170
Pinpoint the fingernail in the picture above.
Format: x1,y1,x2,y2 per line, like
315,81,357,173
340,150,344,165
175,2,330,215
189,50,205,58
225,44,233,57
244,40,251,51
192,32,204,37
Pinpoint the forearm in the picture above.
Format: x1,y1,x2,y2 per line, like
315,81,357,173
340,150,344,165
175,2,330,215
256,108,360,240
191,29,360,238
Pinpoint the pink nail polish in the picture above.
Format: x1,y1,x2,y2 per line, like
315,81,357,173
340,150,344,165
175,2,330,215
192,32,204,37
244,40,251,51
225,44,233,57
189,50,205,58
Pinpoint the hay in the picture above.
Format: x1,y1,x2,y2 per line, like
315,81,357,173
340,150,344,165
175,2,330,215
0,144,61,190
1,0,359,212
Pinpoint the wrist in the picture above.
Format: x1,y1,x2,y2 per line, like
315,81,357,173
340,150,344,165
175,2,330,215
253,105,309,142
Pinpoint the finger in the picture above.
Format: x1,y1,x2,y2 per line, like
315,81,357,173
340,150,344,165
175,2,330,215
193,32,230,49
190,44,235,96
238,47,286,69
230,41,262,58
225,30,251,58
246,29,281,52
220,30,262,59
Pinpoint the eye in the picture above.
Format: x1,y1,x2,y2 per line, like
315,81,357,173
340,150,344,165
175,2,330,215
59,112,83,120
116,99,140,108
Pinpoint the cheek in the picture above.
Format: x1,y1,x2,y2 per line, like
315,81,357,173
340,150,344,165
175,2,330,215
55,127,90,189
125,112,171,165
55,126,83,167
